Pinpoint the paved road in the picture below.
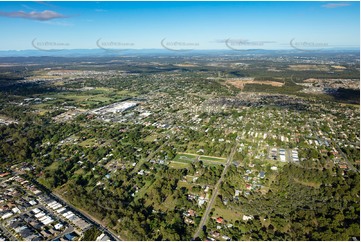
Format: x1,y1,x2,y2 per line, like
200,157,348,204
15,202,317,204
311,121,359,174
26,175,122,241
132,136,171,174
5,198,78,241
52,192,123,241
52,225,74,241
0,222,17,241
334,142,359,173
193,145,237,239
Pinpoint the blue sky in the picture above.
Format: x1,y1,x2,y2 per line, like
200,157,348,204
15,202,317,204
0,1,359,50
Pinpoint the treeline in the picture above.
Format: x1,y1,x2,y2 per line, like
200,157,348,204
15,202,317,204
61,166,194,240
222,164,360,240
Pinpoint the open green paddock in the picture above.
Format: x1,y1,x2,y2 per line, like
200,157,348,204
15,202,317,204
169,161,191,169
170,153,226,167
172,153,198,163
199,155,226,163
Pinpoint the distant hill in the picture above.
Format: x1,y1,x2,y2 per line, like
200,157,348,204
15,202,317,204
0,48,358,57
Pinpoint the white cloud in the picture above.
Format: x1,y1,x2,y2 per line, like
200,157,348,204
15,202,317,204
322,3,351,8
95,9,107,12
0,10,68,21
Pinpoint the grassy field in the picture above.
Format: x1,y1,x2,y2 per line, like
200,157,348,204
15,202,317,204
37,177,52,189
28,88,136,113
171,153,226,166
199,155,226,163
143,134,158,143
293,178,321,188
184,175,199,183
46,161,61,171
74,168,85,175
78,138,98,148
161,195,177,211
288,64,330,71
213,207,243,222
173,153,198,163
169,161,191,169
177,180,194,190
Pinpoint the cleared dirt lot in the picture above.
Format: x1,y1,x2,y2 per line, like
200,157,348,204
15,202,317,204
225,78,284,90
173,63,198,67
331,65,347,70
288,64,330,71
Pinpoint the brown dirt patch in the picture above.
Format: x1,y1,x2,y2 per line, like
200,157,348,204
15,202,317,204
225,79,284,90
288,64,329,71
331,65,346,70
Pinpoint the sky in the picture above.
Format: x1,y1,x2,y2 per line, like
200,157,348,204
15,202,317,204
0,1,359,51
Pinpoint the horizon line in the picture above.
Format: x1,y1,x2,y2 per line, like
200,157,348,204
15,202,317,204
0,47,360,52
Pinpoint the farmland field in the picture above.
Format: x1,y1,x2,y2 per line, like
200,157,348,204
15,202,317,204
172,153,226,166
172,153,199,163
199,155,226,163
169,161,191,169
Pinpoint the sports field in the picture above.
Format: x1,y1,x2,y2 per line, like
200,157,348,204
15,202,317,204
170,153,226,168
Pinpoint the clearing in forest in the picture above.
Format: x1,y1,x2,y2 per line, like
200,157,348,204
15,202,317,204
225,78,284,90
